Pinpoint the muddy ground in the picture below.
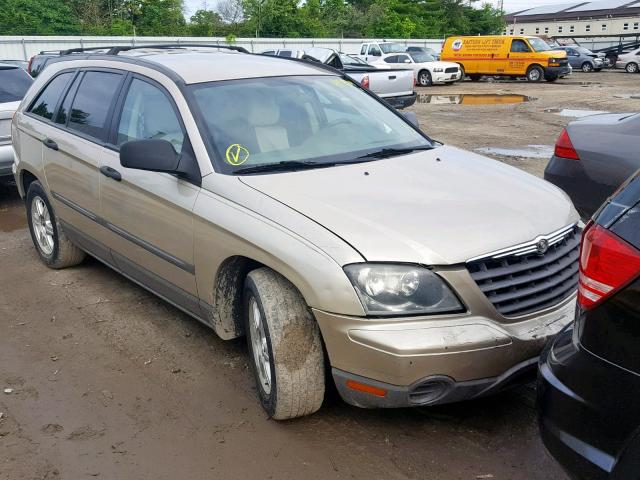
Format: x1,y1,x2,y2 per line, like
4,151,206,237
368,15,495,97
1,70,638,480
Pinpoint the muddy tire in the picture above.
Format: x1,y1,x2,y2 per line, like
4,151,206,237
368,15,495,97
244,267,325,420
418,70,432,87
626,62,639,73
26,181,85,269
526,65,544,82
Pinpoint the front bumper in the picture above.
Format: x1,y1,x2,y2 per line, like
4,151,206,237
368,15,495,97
432,71,461,84
315,292,576,408
384,92,417,110
545,65,572,78
0,143,14,177
537,325,640,480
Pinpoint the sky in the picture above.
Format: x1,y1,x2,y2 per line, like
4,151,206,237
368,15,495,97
182,0,576,19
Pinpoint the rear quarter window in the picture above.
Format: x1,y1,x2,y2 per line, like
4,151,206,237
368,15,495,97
28,71,74,120
0,67,33,103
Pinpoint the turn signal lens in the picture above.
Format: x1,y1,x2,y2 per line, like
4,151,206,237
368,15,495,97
554,128,580,160
578,223,640,310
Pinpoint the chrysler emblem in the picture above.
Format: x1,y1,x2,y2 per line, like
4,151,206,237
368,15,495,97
536,239,550,255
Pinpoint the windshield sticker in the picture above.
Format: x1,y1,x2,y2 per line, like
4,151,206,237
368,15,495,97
225,144,250,166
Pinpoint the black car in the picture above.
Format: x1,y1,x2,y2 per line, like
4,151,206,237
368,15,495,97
537,171,640,480
545,113,640,219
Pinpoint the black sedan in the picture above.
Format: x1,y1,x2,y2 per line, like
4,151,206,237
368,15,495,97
545,113,639,219
537,171,640,480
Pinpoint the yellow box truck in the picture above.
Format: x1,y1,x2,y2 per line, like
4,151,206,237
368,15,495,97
441,35,570,82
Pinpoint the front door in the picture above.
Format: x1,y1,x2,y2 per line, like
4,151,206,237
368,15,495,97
506,39,533,76
98,75,201,313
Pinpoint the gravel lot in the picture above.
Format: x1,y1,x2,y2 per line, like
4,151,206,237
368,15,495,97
1,70,638,480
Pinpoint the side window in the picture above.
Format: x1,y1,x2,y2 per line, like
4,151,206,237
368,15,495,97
28,72,74,120
54,73,81,125
384,55,398,64
397,55,411,63
368,45,382,56
68,71,123,139
511,40,531,53
360,45,368,55
278,50,292,58
116,78,184,154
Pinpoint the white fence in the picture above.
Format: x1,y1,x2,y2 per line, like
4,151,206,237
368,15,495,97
0,36,445,60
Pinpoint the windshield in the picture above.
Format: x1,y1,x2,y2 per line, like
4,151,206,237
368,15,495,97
528,38,552,52
340,54,366,66
189,75,432,174
379,43,406,54
410,52,436,63
0,67,32,103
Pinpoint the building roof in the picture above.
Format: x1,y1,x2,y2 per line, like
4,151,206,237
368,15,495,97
505,0,640,21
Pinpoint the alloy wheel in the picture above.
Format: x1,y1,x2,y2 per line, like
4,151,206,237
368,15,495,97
248,297,272,395
31,196,54,256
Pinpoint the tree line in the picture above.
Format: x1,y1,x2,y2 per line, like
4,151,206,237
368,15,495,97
0,0,504,39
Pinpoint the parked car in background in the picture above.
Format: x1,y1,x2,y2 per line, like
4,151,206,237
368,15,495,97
0,64,32,179
544,113,640,218
406,46,440,60
441,35,570,82
0,59,29,70
374,51,462,86
357,41,406,63
615,47,640,73
556,46,604,72
28,50,63,77
538,171,640,480
13,44,579,420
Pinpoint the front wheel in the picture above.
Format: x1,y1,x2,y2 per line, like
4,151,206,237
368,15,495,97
26,181,85,269
244,268,325,420
581,62,594,73
418,70,432,87
526,65,544,82
626,62,639,73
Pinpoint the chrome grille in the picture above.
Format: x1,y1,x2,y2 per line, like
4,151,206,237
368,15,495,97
467,224,580,317
445,67,459,73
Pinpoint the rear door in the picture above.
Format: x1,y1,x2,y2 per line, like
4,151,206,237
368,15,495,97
98,75,201,312
28,69,125,242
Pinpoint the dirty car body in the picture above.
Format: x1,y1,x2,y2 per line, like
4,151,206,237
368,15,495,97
12,47,579,418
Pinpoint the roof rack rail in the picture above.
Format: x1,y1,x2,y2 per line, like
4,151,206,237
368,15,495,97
61,43,249,56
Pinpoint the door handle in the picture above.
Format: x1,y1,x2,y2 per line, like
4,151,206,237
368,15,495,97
43,138,58,151
100,166,122,182
389,75,397,80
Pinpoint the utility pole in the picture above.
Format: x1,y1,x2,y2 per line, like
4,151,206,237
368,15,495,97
498,0,504,12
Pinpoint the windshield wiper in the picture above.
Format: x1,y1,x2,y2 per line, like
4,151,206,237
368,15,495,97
232,160,336,175
355,145,434,160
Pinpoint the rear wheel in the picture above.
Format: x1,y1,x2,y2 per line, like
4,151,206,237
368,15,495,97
418,70,432,87
244,268,325,420
469,74,482,82
626,62,639,73
26,181,85,269
581,62,594,72
526,65,544,82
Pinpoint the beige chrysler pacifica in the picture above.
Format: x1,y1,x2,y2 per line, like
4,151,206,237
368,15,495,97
12,45,580,419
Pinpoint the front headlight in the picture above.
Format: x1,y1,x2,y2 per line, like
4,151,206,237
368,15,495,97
343,263,464,316
433,68,444,73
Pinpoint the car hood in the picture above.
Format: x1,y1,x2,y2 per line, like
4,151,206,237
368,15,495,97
239,146,577,265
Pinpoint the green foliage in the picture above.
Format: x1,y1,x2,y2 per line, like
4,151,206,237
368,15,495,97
0,0,505,38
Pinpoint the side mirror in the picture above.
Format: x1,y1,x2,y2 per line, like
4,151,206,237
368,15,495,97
403,111,420,129
120,139,202,185
120,139,180,172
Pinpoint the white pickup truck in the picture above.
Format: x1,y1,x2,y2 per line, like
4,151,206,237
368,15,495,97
260,47,417,109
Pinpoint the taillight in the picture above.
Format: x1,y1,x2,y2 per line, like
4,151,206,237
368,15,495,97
360,74,370,89
554,128,580,160
27,56,34,74
578,223,640,310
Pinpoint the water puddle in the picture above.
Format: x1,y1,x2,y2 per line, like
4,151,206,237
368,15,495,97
417,93,535,106
476,145,554,159
544,108,609,118
0,206,26,232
